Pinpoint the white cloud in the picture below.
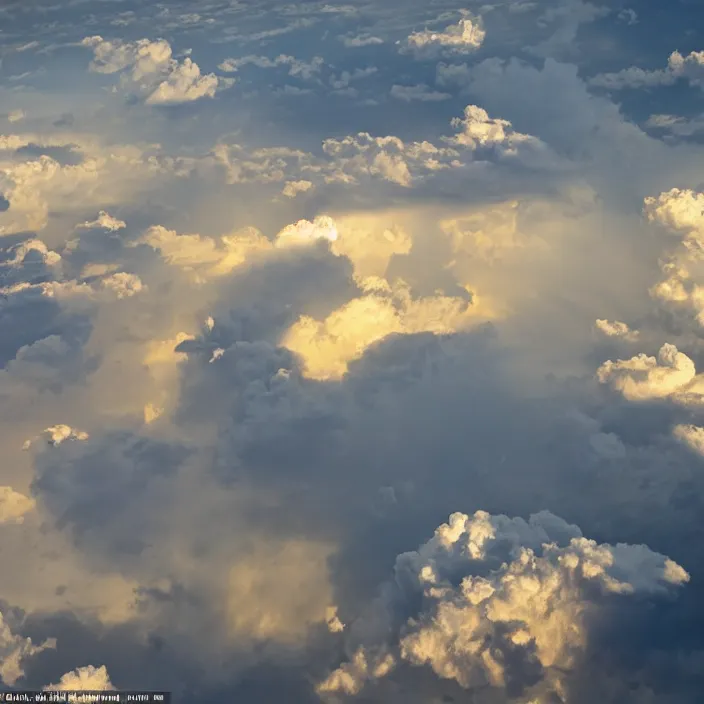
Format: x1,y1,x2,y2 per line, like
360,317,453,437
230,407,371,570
76,210,126,231
218,54,324,80
644,188,704,237
146,59,221,105
275,215,338,248
0,611,55,686
446,105,557,168
2,4,704,702
594,319,639,341
45,665,115,691
642,189,704,327
589,50,704,91
400,15,486,58
319,509,688,700
81,36,228,104
596,343,697,401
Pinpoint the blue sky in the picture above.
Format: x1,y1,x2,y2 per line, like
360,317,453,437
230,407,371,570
1,1,704,702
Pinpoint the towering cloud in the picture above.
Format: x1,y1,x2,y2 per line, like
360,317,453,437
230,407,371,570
400,15,486,58
319,510,689,701
81,36,228,104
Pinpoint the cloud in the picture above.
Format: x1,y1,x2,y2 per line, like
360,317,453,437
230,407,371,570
643,188,704,237
589,50,704,91
81,36,228,104
340,34,383,48
529,0,609,58
3,2,704,702
131,224,271,279
22,425,89,450
390,85,450,103
45,665,114,691
219,54,324,81
282,180,313,198
399,14,486,58
597,343,697,402
645,113,704,139
76,211,126,232
672,424,704,457
617,8,638,25
0,486,35,525
641,189,704,329
594,319,639,341
281,278,488,380
318,509,688,701
0,611,55,686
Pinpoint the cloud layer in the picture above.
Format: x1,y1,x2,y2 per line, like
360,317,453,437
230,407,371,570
2,0,704,702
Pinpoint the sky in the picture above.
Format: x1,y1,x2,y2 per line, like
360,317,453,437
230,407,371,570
1,0,704,702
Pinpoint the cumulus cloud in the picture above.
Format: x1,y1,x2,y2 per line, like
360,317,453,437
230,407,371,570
400,14,486,58
275,215,339,248
81,36,228,104
641,189,704,328
219,54,324,80
0,486,35,524
76,211,126,232
644,188,704,237
594,319,639,341
3,3,704,703
282,179,313,198
318,509,689,701
45,665,114,691
589,50,704,91
597,343,697,401
0,612,55,685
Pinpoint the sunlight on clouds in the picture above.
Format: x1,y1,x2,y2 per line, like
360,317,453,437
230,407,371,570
439,200,548,262
594,319,640,341
672,424,704,457
76,210,126,232
597,343,697,401
45,665,114,691
275,215,339,248
142,332,196,418
401,14,486,58
82,36,228,104
1,0,704,699
330,211,412,278
318,509,689,701
0,138,159,239
0,486,35,524
0,612,55,686
135,224,271,279
281,279,495,380
227,538,335,644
